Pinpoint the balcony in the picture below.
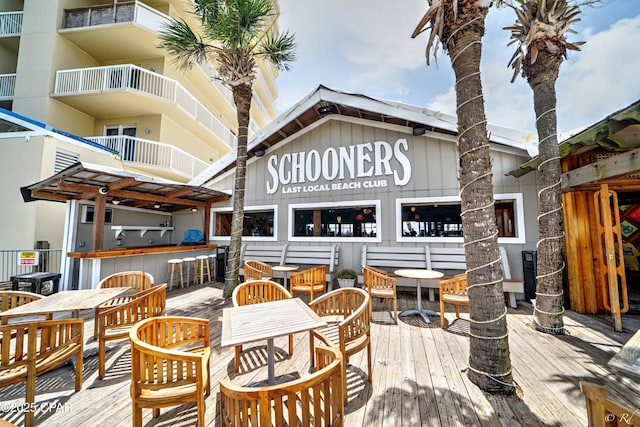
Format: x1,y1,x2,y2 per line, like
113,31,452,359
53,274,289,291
86,135,209,180
0,74,16,101
0,11,22,37
59,1,170,62
53,64,236,150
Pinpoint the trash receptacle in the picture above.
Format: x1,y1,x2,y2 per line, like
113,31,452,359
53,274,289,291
216,245,229,282
522,250,537,302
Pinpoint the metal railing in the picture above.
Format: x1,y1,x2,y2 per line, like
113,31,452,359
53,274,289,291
0,249,63,282
86,135,209,178
53,64,236,148
0,11,22,36
62,1,165,31
0,73,16,100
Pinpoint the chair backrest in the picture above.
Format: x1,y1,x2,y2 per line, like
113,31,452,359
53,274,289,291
219,345,344,427
99,284,167,331
244,260,272,281
0,290,45,312
130,316,210,418
290,265,326,288
362,265,395,294
232,280,292,307
439,274,469,296
98,271,154,292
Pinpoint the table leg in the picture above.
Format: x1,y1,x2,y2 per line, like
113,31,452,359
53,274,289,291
267,338,275,384
399,279,440,324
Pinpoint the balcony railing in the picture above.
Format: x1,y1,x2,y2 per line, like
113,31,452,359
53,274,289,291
62,1,166,31
53,64,236,148
0,74,16,100
0,249,62,282
86,135,209,179
0,11,22,36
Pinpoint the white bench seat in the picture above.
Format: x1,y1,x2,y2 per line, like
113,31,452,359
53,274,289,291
359,245,523,308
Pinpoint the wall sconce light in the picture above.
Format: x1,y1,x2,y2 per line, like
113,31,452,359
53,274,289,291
254,149,265,157
336,216,342,224
112,199,121,205
410,206,416,213
153,202,161,209
318,105,337,117
191,207,198,213
412,126,427,136
144,128,151,134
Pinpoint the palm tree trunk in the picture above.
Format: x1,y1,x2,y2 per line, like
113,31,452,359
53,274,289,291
446,3,513,394
224,82,253,297
528,51,565,333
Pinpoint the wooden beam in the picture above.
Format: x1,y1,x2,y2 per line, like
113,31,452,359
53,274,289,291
29,190,72,202
562,147,640,189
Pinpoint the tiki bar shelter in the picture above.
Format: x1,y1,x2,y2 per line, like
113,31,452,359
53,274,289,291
511,100,640,331
197,85,539,303
21,162,230,290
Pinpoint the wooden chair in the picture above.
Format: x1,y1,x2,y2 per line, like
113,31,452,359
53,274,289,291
97,271,154,291
0,290,52,324
220,345,344,426
130,316,211,427
289,265,326,301
244,260,273,281
581,381,639,426
94,271,155,338
0,319,84,427
439,274,470,329
96,284,167,379
231,280,294,372
363,265,397,322
309,287,371,402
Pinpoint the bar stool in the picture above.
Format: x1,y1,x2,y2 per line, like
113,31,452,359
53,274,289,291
166,259,184,290
196,255,211,284
182,257,197,286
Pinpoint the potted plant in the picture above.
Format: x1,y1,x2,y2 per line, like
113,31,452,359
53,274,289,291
337,268,358,288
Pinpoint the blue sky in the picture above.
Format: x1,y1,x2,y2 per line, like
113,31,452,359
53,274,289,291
275,0,640,136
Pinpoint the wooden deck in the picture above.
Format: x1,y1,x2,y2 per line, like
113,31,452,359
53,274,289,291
1,282,639,426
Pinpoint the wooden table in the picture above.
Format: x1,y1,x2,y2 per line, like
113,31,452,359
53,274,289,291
221,298,326,385
0,288,131,322
394,269,444,324
272,265,299,289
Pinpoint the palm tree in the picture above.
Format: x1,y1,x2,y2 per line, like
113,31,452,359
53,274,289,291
159,0,296,297
504,0,588,334
412,0,514,394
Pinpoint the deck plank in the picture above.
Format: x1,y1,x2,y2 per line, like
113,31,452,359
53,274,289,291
1,283,638,427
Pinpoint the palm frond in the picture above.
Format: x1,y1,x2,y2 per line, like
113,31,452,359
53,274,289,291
257,30,297,71
158,19,210,70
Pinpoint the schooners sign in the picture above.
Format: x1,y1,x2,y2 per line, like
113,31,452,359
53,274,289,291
266,139,411,195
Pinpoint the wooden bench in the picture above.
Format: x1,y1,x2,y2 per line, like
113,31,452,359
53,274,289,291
359,245,523,308
0,318,84,427
240,244,340,284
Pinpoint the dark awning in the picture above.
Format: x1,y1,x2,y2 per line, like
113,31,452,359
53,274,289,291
21,162,230,212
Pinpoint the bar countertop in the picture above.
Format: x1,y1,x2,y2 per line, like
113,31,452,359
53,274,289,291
67,244,218,259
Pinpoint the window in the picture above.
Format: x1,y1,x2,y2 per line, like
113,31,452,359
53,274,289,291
289,200,381,242
105,125,136,161
396,194,525,243
212,206,276,241
81,205,113,224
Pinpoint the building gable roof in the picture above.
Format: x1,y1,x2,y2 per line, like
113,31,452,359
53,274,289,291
190,85,536,186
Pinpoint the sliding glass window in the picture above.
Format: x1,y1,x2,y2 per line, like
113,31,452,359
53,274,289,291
211,205,277,241
289,200,381,242
396,194,525,243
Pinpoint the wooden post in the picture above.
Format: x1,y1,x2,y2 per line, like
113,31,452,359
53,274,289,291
93,194,106,252
204,206,211,242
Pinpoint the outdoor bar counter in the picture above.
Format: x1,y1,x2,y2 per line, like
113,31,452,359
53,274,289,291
67,244,218,290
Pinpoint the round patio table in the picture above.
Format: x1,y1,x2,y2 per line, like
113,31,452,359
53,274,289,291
394,269,444,324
